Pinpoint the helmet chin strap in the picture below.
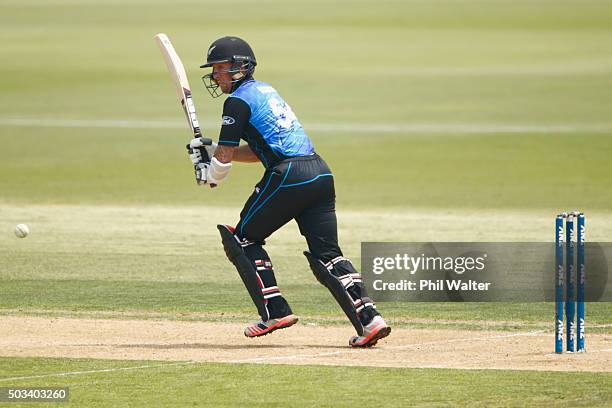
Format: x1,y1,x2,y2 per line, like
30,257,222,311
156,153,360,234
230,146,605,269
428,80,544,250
230,70,253,93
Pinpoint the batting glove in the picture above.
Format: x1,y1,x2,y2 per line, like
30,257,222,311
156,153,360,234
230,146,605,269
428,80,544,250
195,158,232,186
187,137,217,165
195,162,210,185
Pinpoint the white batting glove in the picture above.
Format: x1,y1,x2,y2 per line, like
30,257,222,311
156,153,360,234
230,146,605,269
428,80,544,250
195,158,232,186
195,162,210,185
187,137,217,165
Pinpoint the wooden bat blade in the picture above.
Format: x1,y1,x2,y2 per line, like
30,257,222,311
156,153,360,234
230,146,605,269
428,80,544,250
154,33,202,138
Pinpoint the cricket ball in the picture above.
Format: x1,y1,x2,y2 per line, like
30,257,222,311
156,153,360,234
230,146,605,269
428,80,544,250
14,224,29,238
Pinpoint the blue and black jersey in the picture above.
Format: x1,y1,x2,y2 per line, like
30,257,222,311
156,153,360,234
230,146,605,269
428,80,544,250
218,79,314,168
214,77,381,329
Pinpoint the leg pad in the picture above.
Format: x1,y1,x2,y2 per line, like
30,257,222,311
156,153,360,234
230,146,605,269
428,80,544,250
304,251,369,335
218,225,269,321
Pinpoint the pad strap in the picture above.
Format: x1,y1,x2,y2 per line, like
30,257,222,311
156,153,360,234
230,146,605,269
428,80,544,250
304,251,372,335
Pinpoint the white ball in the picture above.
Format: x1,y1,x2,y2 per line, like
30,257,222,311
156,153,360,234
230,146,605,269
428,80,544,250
14,224,29,238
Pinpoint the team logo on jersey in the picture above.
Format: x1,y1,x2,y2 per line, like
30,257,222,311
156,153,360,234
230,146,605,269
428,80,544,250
222,116,235,125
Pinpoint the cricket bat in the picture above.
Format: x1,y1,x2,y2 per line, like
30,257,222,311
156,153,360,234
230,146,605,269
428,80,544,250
154,33,203,139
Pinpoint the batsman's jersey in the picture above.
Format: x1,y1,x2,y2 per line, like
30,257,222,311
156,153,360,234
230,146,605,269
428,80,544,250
218,79,314,168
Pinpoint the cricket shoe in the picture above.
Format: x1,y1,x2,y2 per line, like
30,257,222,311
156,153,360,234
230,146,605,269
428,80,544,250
349,316,391,348
244,314,299,338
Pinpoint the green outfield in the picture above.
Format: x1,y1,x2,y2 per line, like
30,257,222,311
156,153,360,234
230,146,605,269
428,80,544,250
1,0,611,407
1,358,611,408
1,205,612,332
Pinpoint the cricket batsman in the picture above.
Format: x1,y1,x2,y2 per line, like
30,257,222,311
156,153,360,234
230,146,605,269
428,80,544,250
187,36,391,347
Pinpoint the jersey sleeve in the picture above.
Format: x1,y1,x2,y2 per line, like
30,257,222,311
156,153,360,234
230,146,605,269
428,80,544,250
218,96,251,147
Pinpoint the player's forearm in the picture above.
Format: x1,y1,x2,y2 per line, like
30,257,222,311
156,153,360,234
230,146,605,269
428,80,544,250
214,144,259,163
232,145,260,163
213,145,234,163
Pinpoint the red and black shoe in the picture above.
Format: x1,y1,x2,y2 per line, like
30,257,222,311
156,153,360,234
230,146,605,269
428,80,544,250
244,314,299,338
349,316,391,348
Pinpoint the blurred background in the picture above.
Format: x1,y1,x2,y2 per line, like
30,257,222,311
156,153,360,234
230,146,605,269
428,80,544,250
1,0,612,211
